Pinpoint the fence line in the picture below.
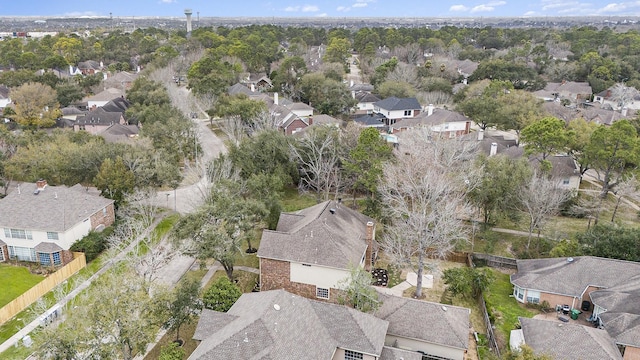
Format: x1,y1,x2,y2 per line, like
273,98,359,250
478,294,501,357
472,253,518,269
0,253,86,324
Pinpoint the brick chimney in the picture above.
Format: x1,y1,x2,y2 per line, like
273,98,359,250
308,115,313,125
36,179,47,191
365,221,374,271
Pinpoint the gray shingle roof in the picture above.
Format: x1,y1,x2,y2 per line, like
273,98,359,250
511,256,640,299
375,294,469,350
257,201,374,269
34,242,63,253
192,309,238,341
189,289,389,360
393,109,469,129
0,182,113,233
76,107,122,126
519,317,622,360
101,97,130,113
355,91,381,103
227,83,256,96
84,88,125,102
0,239,6,247
379,346,422,360
374,97,421,111
599,312,640,348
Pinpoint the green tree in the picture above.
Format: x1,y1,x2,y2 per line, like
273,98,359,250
323,37,351,64
159,342,185,360
377,80,417,98
577,225,640,261
344,127,393,215
94,156,136,205
520,117,571,162
584,119,639,197
212,94,268,129
273,55,307,100
468,155,532,224
11,82,60,129
163,278,203,341
443,267,494,299
495,90,545,142
567,118,599,175
299,72,355,115
337,266,381,313
55,81,84,107
202,276,242,312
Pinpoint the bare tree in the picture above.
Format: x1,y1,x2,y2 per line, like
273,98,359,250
517,173,571,252
610,83,639,111
611,175,639,223
387,63,419,86
290,127,341,201
380,128,476,298
418,91,453,107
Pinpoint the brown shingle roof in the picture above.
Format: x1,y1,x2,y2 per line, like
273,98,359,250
258,201,374,269
34,242,63,253
190,289,389,359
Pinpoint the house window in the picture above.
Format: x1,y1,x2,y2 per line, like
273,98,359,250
316,287,329,299
404,110,412,116
526,290,541,304
562,179,570,185
514,286,525,302
344,350,363,360
103,208,107,215
6,228,32,240
39,253,51,266
47,232,59,240
10,246,35,262
0,248,4,261
52,252,61,266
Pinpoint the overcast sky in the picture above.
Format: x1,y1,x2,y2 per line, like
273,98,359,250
2,0,639,18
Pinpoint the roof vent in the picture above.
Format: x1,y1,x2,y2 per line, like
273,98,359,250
33,189,40,195
329,208,336,214
567,257,574,263
273,304,280,311
441,306,447,312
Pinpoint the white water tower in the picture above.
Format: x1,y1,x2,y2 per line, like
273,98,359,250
184,9,193,33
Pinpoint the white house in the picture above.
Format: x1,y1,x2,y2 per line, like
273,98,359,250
0,180,115,266
258,200,376,302
372,97,422,126
84,87,125,108
391,105,471,138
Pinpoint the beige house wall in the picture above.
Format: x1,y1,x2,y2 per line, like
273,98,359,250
624,345,640,360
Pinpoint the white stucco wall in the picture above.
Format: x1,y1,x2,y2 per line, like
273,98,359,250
385,335,465,360
357,102,375,112
374,107,415,120
290,262,352,289
431,121,468,133
2,217,92,252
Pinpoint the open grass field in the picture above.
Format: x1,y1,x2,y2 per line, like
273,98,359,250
0,264,45,308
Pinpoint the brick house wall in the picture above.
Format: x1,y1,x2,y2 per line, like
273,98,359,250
89,203,115,230
539,292,578,309
0,244,7,262
260,257,343,303
283,118,308,135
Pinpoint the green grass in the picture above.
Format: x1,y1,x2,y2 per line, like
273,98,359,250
280,187,317,212
483,269,536,343
0,264,45,307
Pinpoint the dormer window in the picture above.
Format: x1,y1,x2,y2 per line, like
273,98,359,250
404,110,412,116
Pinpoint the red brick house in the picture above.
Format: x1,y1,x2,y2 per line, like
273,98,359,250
257,200,376,302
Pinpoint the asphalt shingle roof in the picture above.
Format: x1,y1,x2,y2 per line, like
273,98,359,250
189,289,389,360
393,108,469,129
257,201,374,270
374,97,421,111
0,182,113,233
375,294,469,350
519,317,622,360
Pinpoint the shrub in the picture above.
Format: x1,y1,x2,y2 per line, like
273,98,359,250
203,276,242,312
69,227,113,262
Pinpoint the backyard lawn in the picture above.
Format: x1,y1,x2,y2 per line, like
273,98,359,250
0,264,45,307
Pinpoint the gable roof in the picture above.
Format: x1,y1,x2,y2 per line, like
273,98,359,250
76,107,122,126
227,83,256,96
375,294,469,350
374,97,421,111
512,256,640,298
393,108,470,129
379,346,422,360
190,289,388,359
519,317,622,360
258,201,374,270
354,113,387,128
84,88,125,103
101,97,130,113
0,182,113,233
355,91,381,103
99,123,139,143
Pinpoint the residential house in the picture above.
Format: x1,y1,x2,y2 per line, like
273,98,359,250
353,113,387,131
391,105,471,138
103,71,138,90
84,87,125,108
511,317,622,360
227,83,258,97
376,293,470,360
0,180,114,266
77,60,103,75
533,81,593,104
372,97,422,126
510,256,640,359
190,289,389,360
190,288,469,360
242,73,273,92
74,107,126,134
260,93,315,135
258,200,376,302
0,85,10,109
354,91,381,115
594,86,640,111
293,114,343,136
98,123,139,144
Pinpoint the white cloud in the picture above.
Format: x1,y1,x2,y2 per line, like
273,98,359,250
63,11,99,17
284,6,299,12
337,6,351,12
471,4,495,12
302,5,319,12
353,2,368,7
542,1,577,10
523,11,537,15
449,4,470,11
316,12,328,16
159,0,176,3
598,1,640,13
487,1,506,5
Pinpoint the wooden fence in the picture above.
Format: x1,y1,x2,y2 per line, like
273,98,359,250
472,253,518,269
0,252,86,324
478,294,501,358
